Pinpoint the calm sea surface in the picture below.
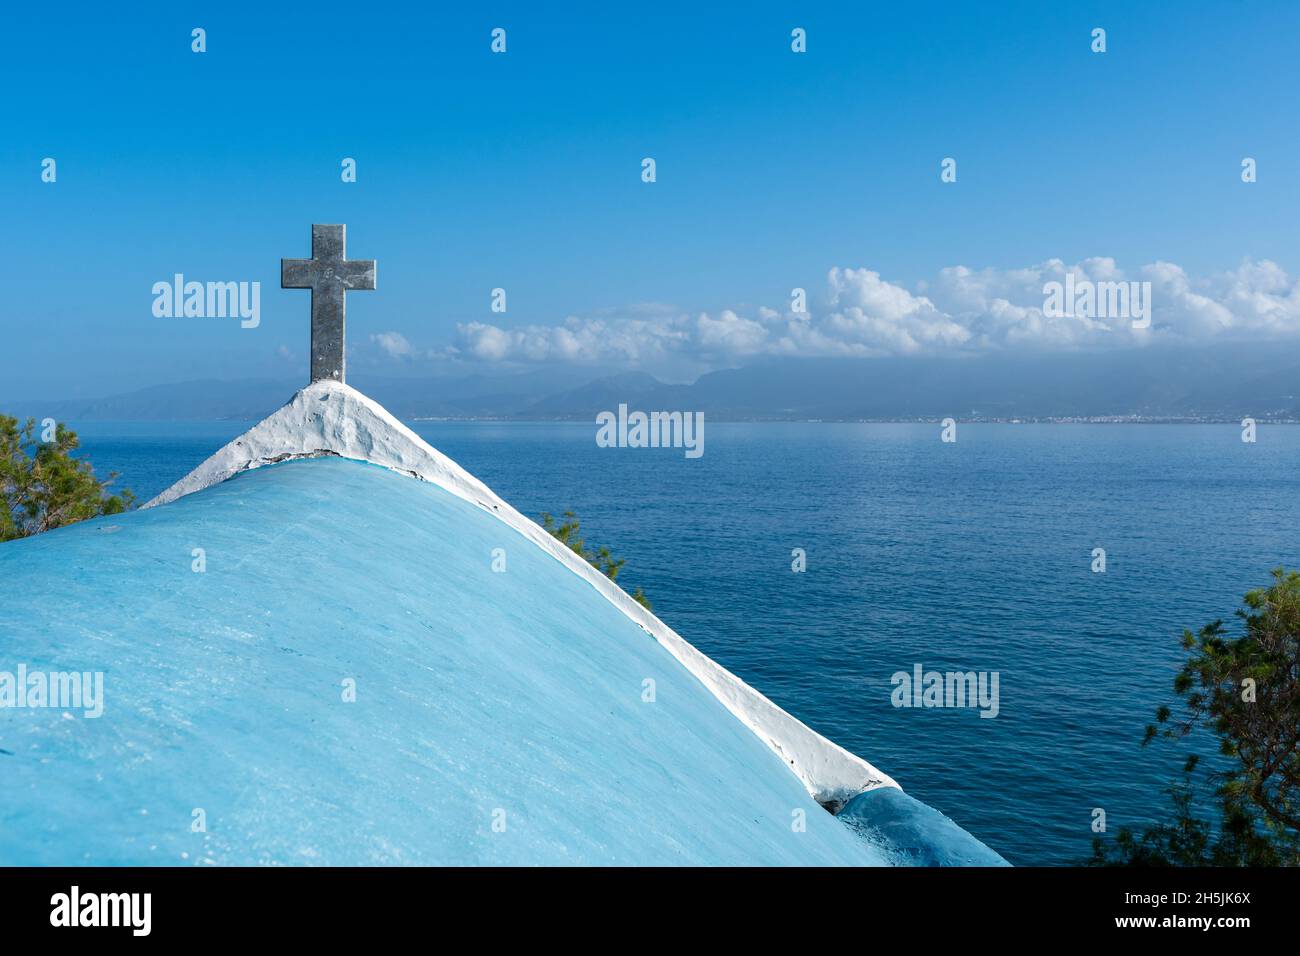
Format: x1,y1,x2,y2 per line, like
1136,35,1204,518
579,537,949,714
67,420,1300,865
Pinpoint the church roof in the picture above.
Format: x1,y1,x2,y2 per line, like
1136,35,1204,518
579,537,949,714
0,382,1005,865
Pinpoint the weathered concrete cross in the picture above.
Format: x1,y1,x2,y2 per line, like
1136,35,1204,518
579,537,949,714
281,224,376,383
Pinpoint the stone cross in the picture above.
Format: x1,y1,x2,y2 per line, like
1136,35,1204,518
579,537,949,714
281,224,376,383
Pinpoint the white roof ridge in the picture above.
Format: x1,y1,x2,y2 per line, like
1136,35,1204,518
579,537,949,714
144,380,899,804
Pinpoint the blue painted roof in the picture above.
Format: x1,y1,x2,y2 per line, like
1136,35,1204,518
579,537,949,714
1,458,904,865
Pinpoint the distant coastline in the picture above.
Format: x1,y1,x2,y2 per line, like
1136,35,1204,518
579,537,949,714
406,415,1300,425
8,345,1300,424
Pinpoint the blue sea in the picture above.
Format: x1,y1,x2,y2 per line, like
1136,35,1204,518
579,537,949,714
67,420,1300,865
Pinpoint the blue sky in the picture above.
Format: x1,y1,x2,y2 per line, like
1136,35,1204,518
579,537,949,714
3,1,1299,398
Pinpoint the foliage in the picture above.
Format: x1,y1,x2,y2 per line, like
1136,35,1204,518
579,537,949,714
1,415,134,542
1090,568,1300,866
541,510,652,610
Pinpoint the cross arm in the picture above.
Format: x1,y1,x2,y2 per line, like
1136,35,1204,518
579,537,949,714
335,259,377,290
281,259,315,289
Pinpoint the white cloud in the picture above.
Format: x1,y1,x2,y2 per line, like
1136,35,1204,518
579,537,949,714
370,331,415,359
450,258,1300,372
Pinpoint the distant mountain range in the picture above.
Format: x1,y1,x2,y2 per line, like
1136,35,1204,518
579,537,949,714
7,344,1300,422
